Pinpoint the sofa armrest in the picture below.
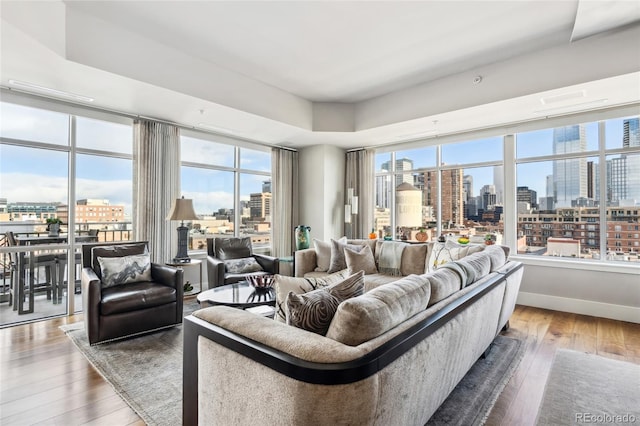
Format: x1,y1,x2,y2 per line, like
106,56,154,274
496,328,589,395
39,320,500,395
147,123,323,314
151,263,184,291
81,267,102,345
294,248,317,277
254,254,279,274
207,256,225,288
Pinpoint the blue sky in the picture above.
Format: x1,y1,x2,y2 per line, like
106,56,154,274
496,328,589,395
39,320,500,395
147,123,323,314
0,99,634,216
375,118,629,201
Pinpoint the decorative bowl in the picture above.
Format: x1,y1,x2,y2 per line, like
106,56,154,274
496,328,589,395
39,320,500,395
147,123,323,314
247,275,274,289
457,237,470,245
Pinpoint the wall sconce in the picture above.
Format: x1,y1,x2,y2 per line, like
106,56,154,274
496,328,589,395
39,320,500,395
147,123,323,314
345,188,358,224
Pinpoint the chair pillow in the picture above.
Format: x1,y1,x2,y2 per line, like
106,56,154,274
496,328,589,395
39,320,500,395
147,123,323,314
92,242,148,279
285,270,364,335
314,237,346,272
345,244,378,275
98,253,152,288
273,270,349,322
224,257,263,274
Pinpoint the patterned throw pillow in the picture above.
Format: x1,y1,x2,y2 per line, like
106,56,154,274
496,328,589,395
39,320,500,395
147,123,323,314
224,257,264,274
98,253,152,288
285,270,364,335
273,270,349,322
428,240,484,272
345,244,378,275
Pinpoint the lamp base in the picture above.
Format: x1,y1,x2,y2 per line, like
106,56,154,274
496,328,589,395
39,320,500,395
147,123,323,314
174,224,190,262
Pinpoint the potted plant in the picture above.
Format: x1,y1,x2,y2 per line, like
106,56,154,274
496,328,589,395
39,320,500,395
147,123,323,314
484,233,495,245
46,217,63,237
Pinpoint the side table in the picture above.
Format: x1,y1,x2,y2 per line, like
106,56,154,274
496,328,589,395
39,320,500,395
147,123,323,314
166,258,203,296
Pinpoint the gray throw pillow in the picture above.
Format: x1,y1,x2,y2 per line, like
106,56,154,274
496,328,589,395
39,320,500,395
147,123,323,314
345,244,378,275
328,239,364,273
224,257,264,274
98,253,152,288
285,270,365,335
314,237,346,272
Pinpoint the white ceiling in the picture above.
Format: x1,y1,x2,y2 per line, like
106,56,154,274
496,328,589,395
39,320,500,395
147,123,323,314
1,0,639,149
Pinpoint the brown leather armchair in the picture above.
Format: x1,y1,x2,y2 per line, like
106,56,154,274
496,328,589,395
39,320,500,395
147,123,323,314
206,237,279,289
81,241,183,345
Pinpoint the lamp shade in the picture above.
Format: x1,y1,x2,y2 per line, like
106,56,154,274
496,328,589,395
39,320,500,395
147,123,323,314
166,197,199,221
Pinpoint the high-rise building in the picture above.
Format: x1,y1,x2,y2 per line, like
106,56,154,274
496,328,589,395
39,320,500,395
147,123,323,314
426,169,464,227
463,175,473,202
623,117,640,148
517,186,538,210
381,158,414,188
553,125,587,208
479,184,496,210
262,180,272,193
622,118,640,204
493,166,504,205
249,192,271,221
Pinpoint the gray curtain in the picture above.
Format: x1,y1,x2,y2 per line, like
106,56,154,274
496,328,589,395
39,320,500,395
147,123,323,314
345,148,375,239
271,148,299,257
133,119,180,263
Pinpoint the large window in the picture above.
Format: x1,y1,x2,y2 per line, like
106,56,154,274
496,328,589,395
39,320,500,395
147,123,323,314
377,112,640,264
0,99,133,326
180,132,272,253
515,117,640,262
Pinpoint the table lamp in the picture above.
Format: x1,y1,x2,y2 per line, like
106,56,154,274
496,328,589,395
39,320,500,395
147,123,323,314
166,196,199,263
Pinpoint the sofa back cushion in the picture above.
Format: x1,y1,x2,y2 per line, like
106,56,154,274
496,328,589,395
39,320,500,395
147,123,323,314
484,244,507,271
325,274,431,346
426,267,463,307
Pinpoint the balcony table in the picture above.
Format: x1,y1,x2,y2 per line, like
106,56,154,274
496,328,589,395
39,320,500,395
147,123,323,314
13,234,98,314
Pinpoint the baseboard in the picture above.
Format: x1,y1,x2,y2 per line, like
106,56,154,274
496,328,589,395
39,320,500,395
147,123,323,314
517,292,640,324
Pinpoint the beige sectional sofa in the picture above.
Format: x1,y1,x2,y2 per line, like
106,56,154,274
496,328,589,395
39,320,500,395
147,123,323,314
183,240,523,425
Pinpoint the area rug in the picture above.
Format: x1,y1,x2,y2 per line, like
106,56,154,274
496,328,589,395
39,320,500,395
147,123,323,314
536,349,640,425
427,335,525,425
63,307,523,426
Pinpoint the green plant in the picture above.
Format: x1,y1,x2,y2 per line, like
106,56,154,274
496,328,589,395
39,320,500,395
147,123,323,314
46,217,63,225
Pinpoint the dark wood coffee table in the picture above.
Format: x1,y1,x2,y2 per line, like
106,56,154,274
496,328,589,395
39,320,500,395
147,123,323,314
196,281,275,309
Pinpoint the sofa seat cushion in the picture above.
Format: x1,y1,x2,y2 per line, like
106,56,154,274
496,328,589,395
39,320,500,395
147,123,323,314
363,274,400,291
101,282,176,316
326,274,431,346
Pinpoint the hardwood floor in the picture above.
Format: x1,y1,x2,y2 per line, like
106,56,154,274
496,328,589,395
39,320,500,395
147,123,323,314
1,305,638,425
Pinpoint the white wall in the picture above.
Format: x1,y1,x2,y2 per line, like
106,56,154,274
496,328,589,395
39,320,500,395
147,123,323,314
299,144,346,242
516,261,640,323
